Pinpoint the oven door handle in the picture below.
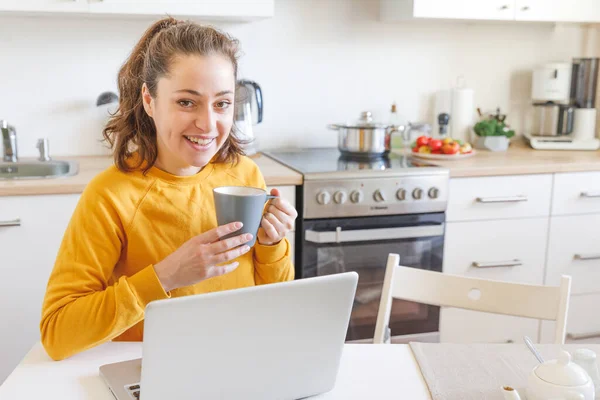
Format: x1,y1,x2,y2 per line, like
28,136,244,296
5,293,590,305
304,224,445,244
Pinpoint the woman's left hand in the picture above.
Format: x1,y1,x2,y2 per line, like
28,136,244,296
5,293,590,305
257,188,298,246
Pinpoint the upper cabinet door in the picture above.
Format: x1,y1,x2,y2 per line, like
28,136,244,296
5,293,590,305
515,0,600,22
0,0,88,13
412,0,515,20
88,0,274,20
380,0,516,21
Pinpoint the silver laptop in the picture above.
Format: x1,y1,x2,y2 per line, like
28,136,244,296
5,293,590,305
99,272,358,400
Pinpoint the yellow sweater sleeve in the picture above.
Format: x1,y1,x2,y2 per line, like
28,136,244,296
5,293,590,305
251,165,295,284
254,239,294,284
39,179,169,361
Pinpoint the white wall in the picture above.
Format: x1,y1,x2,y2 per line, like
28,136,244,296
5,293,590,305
0,0,587,157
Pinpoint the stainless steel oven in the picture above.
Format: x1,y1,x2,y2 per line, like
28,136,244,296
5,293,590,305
264,148,450,344
298,212,444,343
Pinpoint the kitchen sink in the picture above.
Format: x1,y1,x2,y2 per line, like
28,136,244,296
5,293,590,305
0,160,79,180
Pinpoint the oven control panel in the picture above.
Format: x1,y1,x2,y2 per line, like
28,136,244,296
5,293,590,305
303,174,449,219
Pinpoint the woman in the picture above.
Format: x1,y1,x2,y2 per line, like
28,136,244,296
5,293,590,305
40,17,296,361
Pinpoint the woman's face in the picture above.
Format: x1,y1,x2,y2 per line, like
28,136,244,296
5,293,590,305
142,54,235,175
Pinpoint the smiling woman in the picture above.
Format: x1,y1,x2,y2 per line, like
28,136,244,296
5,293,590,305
103,18,244,174
39,17,297,361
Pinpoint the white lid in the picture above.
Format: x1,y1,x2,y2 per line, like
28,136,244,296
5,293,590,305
534,351,590,387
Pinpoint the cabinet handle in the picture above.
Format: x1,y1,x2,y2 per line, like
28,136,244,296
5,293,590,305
0,218,21,227
476,195,528,203
567,331,600,341
499,4,510,10
472,259,523,268
521,6,530,11
580,192,600,198
574,254,600,261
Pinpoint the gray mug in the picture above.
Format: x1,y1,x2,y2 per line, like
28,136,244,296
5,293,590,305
213,186,277,247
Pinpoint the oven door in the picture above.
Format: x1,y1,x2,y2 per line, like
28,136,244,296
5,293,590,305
300,213,445,343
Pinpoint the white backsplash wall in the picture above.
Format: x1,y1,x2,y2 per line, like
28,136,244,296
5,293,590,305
0,0,587,157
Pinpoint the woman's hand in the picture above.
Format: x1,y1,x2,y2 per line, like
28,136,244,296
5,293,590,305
153,222,252,292
257,188,298,246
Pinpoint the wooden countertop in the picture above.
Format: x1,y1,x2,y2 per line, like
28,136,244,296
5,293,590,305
0,154,303,197
3,139,600,196
401,138,600,178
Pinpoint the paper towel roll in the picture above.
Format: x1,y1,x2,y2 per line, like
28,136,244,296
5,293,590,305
450,87,475,143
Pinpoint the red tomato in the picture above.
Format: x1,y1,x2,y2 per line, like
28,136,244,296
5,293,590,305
428,139,442,151
441,142,460,155
416,136,430,147
412,146,419,153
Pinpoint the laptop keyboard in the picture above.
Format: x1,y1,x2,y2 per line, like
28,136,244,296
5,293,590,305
126,383,140,399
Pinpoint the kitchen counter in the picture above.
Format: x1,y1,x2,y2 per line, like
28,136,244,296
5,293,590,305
0,153,303,196
406,138,600,178
4,139,600,196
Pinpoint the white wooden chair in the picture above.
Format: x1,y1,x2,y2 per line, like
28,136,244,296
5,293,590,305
373,253,572,345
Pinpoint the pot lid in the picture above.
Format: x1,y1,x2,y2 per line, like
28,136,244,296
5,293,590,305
332,111,392,129
534,350,590,387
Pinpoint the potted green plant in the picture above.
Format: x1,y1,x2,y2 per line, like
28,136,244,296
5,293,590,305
472,108,515,152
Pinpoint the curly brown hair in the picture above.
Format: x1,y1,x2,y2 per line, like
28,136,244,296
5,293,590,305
103,17,245,173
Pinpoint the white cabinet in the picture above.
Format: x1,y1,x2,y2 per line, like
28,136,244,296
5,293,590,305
0,0,88,13
515,0,600,22
441,173,551,343
442,170,600,344
444,218,548,285
0,0,274,20
446,174,552,222
442,217,547,343
541,293,600,344
380,0,515,21
546,214,600,295
380,0,600,23
0,194,80,384
88,0,274,19
552,172,600,216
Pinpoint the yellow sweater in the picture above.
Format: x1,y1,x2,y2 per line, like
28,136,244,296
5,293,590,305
40,156,294,361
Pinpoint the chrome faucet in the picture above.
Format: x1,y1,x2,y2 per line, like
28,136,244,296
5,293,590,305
36,138,51,162
1,120,17,162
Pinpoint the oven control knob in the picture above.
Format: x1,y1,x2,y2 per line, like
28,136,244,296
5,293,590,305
333,190,348,204
428,187,440,199
396,188,407,201
373,189,386,203
316,190,331,205
349,190,364,204
412,188,424,200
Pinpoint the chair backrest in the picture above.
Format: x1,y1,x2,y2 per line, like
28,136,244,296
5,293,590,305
373,253,571,345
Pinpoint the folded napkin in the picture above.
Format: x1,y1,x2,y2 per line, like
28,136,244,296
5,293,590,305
409,342,600,400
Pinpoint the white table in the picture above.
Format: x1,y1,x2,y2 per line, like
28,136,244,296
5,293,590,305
0,342,432,399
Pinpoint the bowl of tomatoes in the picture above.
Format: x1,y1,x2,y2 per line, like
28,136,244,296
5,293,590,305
411,136,475,160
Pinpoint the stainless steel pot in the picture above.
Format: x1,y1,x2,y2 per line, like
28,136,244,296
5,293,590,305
328,111,401,158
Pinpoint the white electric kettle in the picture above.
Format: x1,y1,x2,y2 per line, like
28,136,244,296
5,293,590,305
502,350,597,400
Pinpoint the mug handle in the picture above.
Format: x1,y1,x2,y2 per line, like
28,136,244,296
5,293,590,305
266,194,278,201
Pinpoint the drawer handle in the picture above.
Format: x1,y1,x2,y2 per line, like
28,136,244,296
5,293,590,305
475,195,528,203
580,192,600,198
472,259,523,268
574,253,600,261
567,331,600,340
0,218,21,227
